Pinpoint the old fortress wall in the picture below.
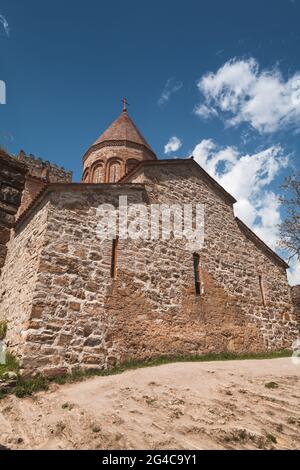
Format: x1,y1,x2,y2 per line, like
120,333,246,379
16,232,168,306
16,150,72,218
0,149,27,276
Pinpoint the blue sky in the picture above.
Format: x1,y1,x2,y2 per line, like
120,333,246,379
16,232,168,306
0,0,300,281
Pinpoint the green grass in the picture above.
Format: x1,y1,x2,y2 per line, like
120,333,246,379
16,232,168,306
265,381,279,390
13,376,49,398
0,353,19,378
0,321,7,341
266,433,277,444
0,349,293,401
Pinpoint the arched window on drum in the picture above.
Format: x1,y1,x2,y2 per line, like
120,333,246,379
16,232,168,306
108,160,122,183
126,158,139,175
92,164,104,183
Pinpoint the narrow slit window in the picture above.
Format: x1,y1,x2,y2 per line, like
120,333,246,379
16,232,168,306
193,253,201,296
259,275,266,307
111,238,119,279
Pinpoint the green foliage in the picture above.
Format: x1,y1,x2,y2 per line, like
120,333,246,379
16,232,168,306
276,424,283,433
266,433,277,444
265,381,279,389
13,376,49,398
0,321,7,340
0,353,47,399
0,353,19,378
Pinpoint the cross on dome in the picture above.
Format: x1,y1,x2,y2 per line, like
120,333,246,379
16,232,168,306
122,97,129,112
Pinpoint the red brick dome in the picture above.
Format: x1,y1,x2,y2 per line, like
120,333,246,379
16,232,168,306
82,107,156,183
93,110,155,156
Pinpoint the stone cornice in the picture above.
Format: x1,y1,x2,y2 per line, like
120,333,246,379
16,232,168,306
82,140,157,163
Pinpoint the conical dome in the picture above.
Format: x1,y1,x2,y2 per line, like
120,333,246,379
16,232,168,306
82,107,156,184
93,110,155,155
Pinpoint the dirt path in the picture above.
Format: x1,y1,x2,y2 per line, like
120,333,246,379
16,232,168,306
0,358,300,450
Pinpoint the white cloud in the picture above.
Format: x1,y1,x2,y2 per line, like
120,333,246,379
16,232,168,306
288,258,300,286
0,14,9,37
253,192,282,250
158,78,183,107
164,136,182,154
191,140,288,252
194,104,218,119
196,58,300,133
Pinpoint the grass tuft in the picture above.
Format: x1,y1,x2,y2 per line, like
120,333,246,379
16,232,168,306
13,376,49,398
266,433,277,444
0,353,19,378
265,381,279,390
0,321,7,341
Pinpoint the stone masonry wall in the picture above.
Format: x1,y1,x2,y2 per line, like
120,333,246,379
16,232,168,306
0,149,27,275
126,163,298,348
17,151,73,218
0,200,49,359
292,285,300,324
0,162,298,377
0,185,148,375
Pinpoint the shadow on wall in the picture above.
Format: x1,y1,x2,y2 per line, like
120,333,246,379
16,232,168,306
0,148,27,273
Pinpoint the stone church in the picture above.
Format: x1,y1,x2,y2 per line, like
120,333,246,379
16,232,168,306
0,104,299,377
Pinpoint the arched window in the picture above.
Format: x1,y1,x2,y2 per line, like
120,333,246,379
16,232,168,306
83,169,90,183
92,164,104,183
108,160,122,183
126,158,139,175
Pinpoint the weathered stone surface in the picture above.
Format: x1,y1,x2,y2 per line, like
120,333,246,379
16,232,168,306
0,379,17,392
0,184,22,207
292,285,300,323
16,150,73,219
0,226,10,244
0,149,27,274
43,367,68,378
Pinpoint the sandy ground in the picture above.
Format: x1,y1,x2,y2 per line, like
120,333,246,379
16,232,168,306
0,358,300,450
